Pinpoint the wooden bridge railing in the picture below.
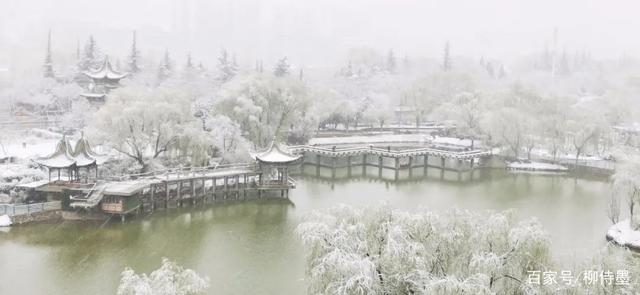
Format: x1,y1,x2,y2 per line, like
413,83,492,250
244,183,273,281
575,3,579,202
289,145,492,160
105,162,258,182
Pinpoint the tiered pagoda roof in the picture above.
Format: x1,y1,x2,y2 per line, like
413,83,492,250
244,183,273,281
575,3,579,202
253,142,301,164
83,56,127,82
36,135,100,168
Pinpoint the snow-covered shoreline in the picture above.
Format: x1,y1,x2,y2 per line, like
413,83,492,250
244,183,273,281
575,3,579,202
606,220,640,251
0,214,11,227
506,161,569,172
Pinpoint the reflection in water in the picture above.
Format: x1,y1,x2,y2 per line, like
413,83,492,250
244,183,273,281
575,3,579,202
0,169,610,295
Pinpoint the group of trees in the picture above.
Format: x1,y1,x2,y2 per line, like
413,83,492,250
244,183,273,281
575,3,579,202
117,258,209,295
7,31,640,174
297,204,640,294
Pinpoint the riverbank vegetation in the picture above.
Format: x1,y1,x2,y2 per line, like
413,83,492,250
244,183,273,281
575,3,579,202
298,204,639,294
117,258,209,295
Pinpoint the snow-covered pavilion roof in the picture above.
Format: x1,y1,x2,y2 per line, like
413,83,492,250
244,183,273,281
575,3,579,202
35,135,103,168
35,136,77,168
73,136,99,166
83,56,127,81
253,142,301,164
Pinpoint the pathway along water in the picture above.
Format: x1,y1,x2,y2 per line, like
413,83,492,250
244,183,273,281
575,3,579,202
0,167,611,295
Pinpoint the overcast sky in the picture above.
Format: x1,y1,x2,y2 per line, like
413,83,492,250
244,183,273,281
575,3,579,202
1,0,639,70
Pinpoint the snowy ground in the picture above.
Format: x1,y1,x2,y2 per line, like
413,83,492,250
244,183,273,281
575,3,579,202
506,161,569,172
606,220,640,250
0,214,11,227
1,128,62,159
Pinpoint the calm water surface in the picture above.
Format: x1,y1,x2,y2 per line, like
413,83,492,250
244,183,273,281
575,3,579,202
0,168,611,294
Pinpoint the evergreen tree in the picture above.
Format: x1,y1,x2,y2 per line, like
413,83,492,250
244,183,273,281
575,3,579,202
498,64,506,79
345,60,354,77
76,39,80,60
559,49,571,75
157,49,172,82
386,49,396,73
299,68,304,81
402,55,410,70
43,29,55,78
78,35,100,71
442,41,452,71
217,48,237,82
273,56,290,77
127,31,141,74
485,62,495,78
186,53,194,69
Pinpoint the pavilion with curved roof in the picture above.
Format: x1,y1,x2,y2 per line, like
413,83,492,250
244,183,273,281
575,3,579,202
35,134,101,182
253,141,301,192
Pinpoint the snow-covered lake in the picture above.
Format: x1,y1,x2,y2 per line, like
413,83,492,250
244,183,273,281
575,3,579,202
0,168,610,295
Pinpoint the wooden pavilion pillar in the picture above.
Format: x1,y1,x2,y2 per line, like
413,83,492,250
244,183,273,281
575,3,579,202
178,181,183,207
408,156,413,178
236,175,240,199
165,182,169,209
224,176,228,200
243,174,247,200
315,153,321,176
394,157,400,180
211,177,216,201
362,154,367,176
150,183,155,211
424,154,429,175
331,157,336,179
191,179,196,206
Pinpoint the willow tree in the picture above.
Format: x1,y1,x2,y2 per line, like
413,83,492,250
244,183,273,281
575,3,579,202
214,74,313,147
612,153,640,229
117,258,209,295
88,86,209,171
297,205,553,294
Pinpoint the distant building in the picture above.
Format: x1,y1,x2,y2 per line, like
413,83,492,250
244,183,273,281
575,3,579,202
80,56,127,103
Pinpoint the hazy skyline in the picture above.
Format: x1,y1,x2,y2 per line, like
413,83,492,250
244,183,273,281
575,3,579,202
2,0,640,71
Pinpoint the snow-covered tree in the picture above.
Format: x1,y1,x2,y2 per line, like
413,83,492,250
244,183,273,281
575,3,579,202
215,74,312,146
612,153,640,229
482,107,527,158
297,204,553,294
78,35,100,71
127,31,141,74
434,91,484,147
442,41,452,72
157,50,173,83
43,29,55,78
204,115,249,162
273,57,290,77
117,258,209,295
217,48,237,83
386,50,396,74
566,103,605,165
88,86,209,171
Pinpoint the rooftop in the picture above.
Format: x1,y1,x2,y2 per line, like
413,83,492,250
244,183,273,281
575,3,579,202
253,142,301,164
83,57,127,81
